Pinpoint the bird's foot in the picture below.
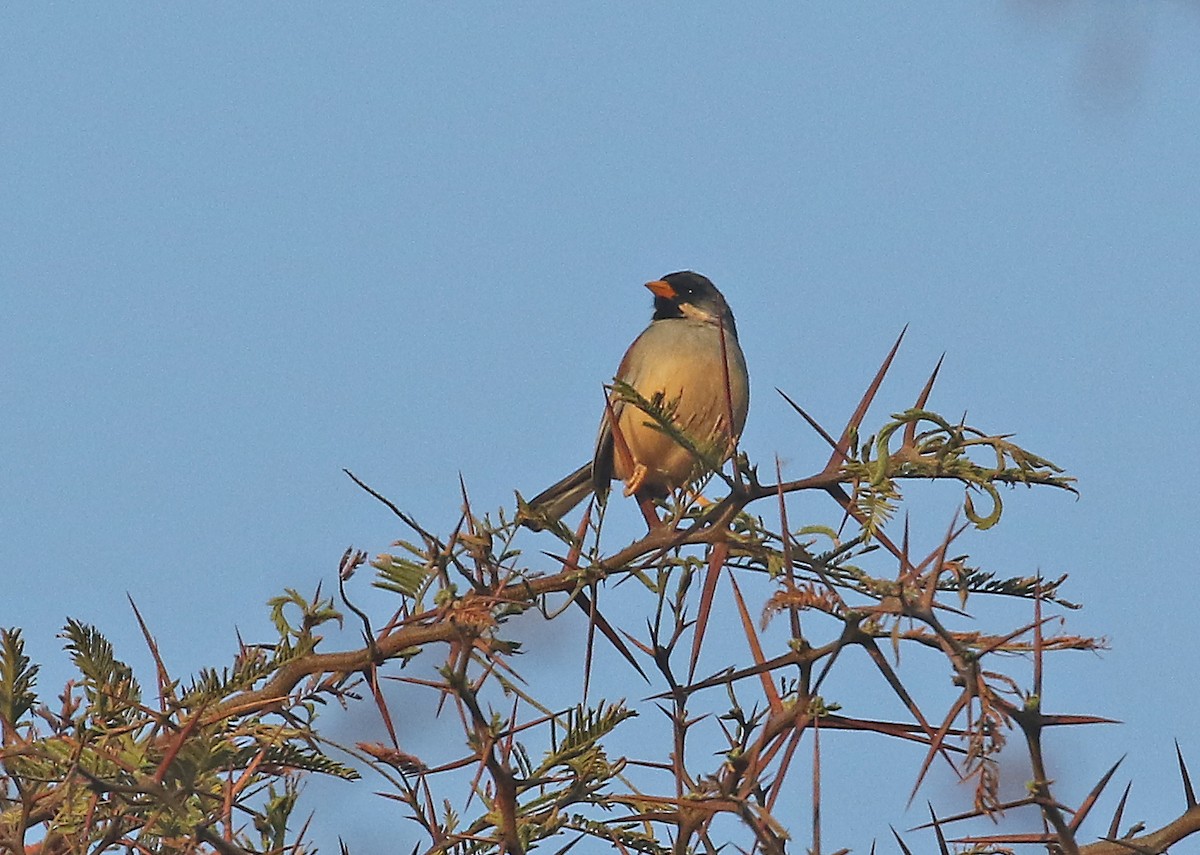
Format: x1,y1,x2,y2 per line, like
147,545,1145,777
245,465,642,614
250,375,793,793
623,463,648,497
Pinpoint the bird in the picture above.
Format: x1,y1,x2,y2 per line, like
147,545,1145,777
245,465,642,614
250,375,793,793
524,271,750,530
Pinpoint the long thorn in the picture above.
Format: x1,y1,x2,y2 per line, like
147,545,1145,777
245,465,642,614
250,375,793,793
1177,740,1196,808
777,387,840,452
903,353,946,448
832,326,908,470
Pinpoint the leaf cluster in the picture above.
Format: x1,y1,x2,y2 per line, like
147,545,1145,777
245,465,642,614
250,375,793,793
0,601,356,854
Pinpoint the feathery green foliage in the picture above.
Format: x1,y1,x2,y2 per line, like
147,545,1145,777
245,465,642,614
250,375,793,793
0,628,38,729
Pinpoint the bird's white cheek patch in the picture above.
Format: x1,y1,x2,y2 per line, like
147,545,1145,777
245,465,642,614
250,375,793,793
678,304,719,324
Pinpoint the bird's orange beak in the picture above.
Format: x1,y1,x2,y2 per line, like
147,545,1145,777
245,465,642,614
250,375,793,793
644,279,676,299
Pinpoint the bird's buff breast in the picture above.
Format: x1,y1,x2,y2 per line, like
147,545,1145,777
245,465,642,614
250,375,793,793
611,320,749,495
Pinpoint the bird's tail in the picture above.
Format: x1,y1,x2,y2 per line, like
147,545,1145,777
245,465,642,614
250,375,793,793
521,463,595,531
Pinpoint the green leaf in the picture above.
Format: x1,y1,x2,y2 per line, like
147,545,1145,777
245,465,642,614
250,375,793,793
371,553,432,598
0,627,39,726
61,618,141,716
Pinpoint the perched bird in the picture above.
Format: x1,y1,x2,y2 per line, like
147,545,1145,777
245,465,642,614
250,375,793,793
525,271,750,529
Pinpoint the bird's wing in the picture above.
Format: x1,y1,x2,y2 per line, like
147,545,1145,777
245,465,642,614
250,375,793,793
593,322,665,500
591,405,615,500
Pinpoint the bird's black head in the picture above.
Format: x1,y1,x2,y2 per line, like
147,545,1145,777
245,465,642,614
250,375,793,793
645,271,738,337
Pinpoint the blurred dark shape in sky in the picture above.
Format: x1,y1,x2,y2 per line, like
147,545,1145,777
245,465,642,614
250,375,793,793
1007,1,1161,114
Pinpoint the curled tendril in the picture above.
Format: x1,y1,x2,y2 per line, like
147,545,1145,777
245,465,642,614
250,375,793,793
849,409,1074,532
964,482,1003,530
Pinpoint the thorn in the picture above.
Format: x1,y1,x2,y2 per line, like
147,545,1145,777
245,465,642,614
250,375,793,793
775,455,802,641
1107,780,1133,840
687,541,729,682
1070,755,1125,832
1033,574,1044,699
919,509,962,610
926,802,951,855
904,352,946,448
1177,740,1196,808
777,387,840,452
889,825,916,855
727,572,782,713
831,327,907,472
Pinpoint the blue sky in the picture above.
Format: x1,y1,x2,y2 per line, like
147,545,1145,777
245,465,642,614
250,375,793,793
4,3,1199,851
